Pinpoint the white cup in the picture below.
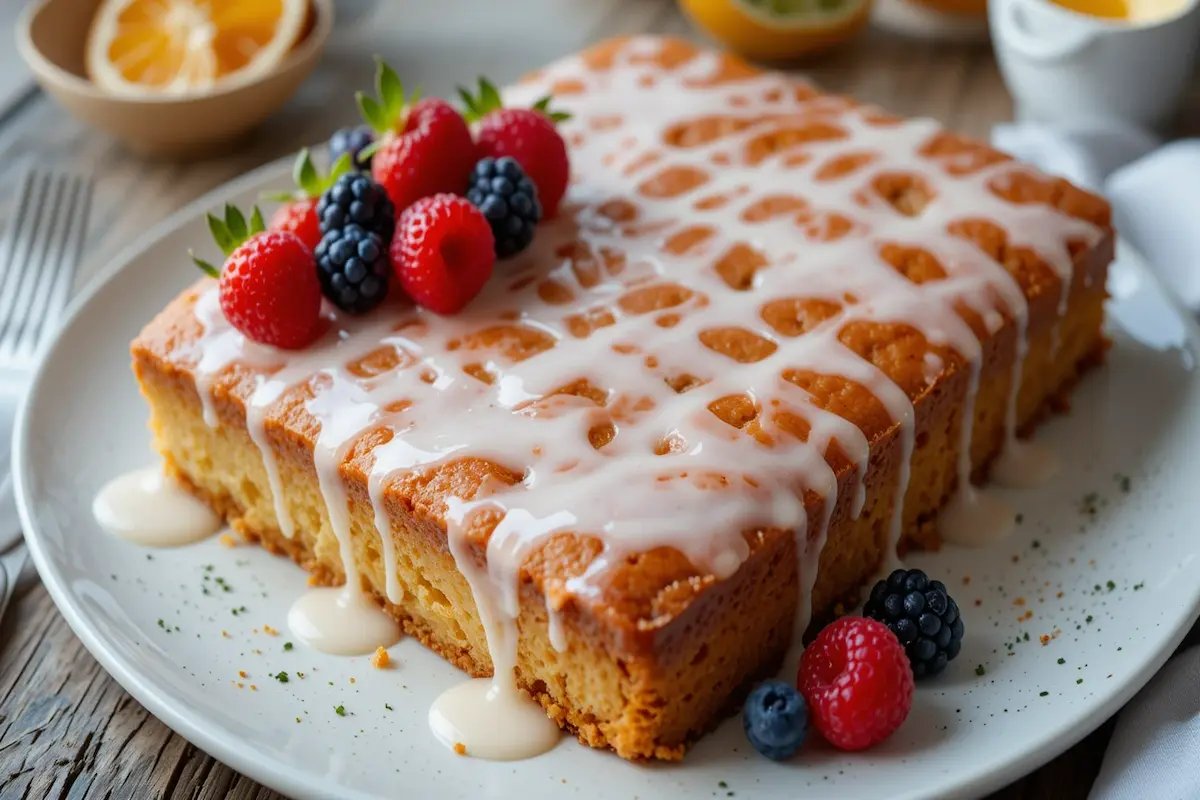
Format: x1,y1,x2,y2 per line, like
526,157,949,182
990,0,1200,130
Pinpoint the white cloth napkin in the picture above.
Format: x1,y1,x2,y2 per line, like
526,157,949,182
993,121,1200,799
991,122,1200,313
1088,646,1200,800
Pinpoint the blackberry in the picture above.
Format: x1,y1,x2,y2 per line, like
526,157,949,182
329,125,375,171
314,223,389,314
864,568,964,679
743,680,807,761
316,172,395,243
465,156,541,259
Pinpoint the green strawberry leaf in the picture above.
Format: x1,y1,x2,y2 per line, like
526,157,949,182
357,139,383,162
357,57,418,134
190,251,220,279
532,95,572,124
194,203,267,277
248,206,266,236
458,77,506,123
357,93,387,133
293,149,321,197
328,152,354,183
460,78,572,125
376,57,406,120
457,86,480,118
264,149,355,204
207,212,235,256
225,205,248,243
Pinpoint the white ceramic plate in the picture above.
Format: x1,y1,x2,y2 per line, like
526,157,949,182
16,158,1200,800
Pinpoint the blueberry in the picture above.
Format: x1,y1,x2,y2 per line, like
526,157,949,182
918,612,941,637
329,125,376,170
743,680,807,761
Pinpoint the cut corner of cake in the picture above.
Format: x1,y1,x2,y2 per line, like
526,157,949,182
130,35,1114,761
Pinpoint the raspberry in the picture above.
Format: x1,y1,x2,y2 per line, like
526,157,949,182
265,149,355,251
314,223,389,314
743,680,808,761
391,194,495,315
466,156,541,259
798,616,914,751
864,568,965,679
329,125,375,171
357,61,475,213
460,79,572,219
268,197,320,250
192,205,321,349
316,172,395,243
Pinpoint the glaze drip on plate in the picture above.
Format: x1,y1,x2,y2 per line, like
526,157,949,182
93,466,223,547
176,38,1102,759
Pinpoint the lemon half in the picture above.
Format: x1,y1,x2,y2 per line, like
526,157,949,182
680,0,872,61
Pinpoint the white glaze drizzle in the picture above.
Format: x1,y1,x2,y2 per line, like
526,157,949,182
93,466,222,547
172,38,1103,758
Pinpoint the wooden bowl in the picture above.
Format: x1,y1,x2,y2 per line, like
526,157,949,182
15,0,334,159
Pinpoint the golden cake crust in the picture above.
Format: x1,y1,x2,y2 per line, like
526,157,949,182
131,37,1114,759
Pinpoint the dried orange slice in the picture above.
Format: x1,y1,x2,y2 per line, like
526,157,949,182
85,0,310,97
680,0,872,61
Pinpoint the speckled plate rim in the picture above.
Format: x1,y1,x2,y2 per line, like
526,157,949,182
13,152,1200,800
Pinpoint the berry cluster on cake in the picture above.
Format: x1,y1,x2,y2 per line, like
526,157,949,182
131,36,1112,761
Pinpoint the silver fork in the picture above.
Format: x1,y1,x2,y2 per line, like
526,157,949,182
0,169,93,627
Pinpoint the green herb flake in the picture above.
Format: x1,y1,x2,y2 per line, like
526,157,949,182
274,672,290,683
1086,615,1094,624
1057,658,1065,665
1077,678,1084,685
1039,691,1049,697
1106,580,1116,591
975,665,986,676
335,705,346,717
284,642,294,651
385,703,393,711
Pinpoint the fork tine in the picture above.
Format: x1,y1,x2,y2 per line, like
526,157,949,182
16,174,91,357
0,174,58,346
1,173,66,352
40,175,92,341
0,172,52,338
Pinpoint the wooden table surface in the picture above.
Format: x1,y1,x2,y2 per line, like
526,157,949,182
1,2,1197,798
